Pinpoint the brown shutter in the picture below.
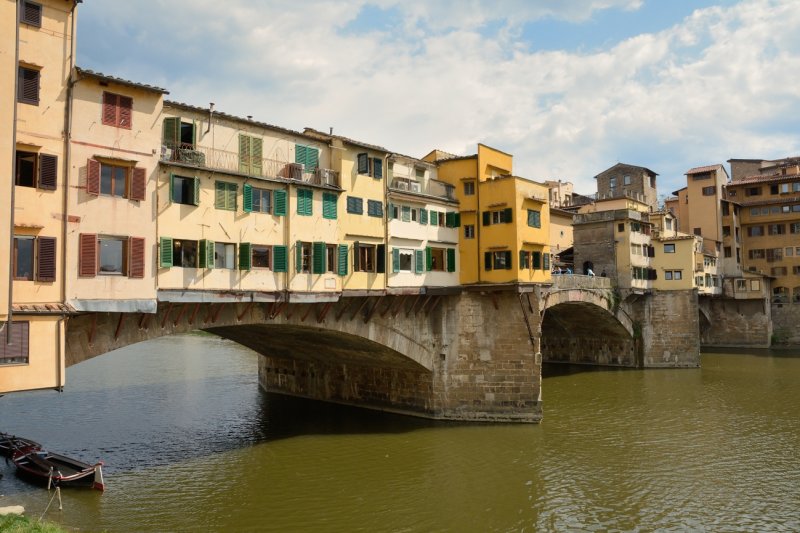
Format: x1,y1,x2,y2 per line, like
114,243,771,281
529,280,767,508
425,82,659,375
130,167,146,201
118,95,133,129
38,154,58,190
36,236,57,282
128,237,145,278
79,233,97,277
102,92,117,125
86,159,100,195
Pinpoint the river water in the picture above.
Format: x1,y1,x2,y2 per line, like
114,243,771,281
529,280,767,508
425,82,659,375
1,334,799,532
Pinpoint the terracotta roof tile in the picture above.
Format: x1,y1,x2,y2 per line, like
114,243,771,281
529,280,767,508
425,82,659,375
686,164,723,175
74,67,169,94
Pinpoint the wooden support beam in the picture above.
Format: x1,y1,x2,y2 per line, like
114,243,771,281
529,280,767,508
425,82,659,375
426,296,443,315
317,301,333,323
173,303,188,326
405,295,422,317
335,299,354,321
212,303,226,324
380,296,396,318
392,295,407,318
490,292,499,310
114,313,127,340
269,301,286,319
188,303,201,325
87,313,97,346
161,302,174,329
351,297,371,321
237,302,253,321
417,295,433,316
138,312,149,330
363,295,383,324
300,303,315,322
284,304,294,319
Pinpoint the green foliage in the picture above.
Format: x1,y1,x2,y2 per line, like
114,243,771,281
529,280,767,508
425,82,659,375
0,514,67,533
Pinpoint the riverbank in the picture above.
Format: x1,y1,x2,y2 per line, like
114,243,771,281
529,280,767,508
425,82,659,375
0,514,66,533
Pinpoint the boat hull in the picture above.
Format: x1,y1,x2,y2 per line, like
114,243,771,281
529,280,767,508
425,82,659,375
13,450,104,491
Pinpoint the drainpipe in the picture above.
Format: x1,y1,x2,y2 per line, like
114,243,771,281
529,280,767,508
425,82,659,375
7,0,21,345
476,166,482,283
62,4,78,308
383,153,390,293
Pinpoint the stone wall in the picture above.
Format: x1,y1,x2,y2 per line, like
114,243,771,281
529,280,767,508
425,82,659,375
770,304,800,345
627,290,700,367
699,296,772,348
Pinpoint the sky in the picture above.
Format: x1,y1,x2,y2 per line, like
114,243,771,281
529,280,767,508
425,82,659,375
76,0,800,198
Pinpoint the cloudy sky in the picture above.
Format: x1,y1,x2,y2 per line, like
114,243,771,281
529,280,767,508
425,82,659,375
77,0,800,198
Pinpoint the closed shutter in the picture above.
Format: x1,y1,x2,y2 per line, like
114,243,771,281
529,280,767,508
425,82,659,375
447,248,456,273
226,183,237,211
21,2,42,26
454,213,461,227
215,181,226,208
118,95,133,129
337,244,348,276
445,212,455,227
504,251,512,269
238,134,250,173
415,250,424,274
38,154,57,190
87,159,100,195
102,92,117,126
392,248,400,273
352,241,360,271
323,192,337,219
129,237,145,278
313,242,326,274
295,144,307,166
483,211,490,226
387,202,395,219
298,189,312,216
243,184,253,212
162,117,180,147
502,207,513,223
273,245,288,273
543,253,550,271
130,167,146,201
79,233,97,277
357,153,369,174
199,239,214,269
430,211,438,226
425,247,432,271
274,190,287,216
484,252,492,271
307,147,319,170
18,67,39,105
239,243,252,270
533,251,541,269
296,241,302,273
372,158,382,179
251,137,263,176
377,244,386,274
519,250,526,269
159,237,173,267
192,177,201,206
36,236,56,282
420,209,428,225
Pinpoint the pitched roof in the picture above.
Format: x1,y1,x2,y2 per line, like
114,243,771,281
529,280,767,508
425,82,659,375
303,128,389,153
74,66,169,94
727,172,800,186
593,162,658,178
685,164,723,175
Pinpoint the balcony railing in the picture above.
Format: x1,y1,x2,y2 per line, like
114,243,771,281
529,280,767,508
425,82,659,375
161,142,340,188
389,178,456,201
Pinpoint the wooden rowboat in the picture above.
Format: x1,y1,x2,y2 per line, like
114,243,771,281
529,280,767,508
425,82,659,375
0,432,41,458
12,449,105,491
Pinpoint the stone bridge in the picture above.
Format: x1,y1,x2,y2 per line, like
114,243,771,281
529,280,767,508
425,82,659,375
64,280,700,423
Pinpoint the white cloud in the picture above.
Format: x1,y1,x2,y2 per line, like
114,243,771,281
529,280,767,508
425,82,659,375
79,0,800,197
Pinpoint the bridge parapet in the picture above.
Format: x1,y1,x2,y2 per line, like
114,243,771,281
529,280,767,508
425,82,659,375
548,274,612,290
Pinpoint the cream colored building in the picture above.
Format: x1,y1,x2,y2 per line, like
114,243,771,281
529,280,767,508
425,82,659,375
386,154,459,291
2,0,79,393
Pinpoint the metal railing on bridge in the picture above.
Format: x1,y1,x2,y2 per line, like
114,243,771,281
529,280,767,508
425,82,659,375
548,274,612,290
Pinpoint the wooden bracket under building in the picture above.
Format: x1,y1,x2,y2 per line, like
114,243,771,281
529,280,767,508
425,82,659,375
161,302,174,329
392,295,406,318
300,303,315,322
188,303,201,325
138,312,150,330
211,303,226,324
114,313,127,340
335,299,355,321
87,313,97,346
237,302,253,321
317,301,333,323
173,303,187,326
351,297,371,321
405,295,422,317
425,296,442,316
417,295,433,315
363,295,383,324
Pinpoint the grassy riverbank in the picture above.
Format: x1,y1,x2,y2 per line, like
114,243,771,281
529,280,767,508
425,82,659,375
0,514,66,533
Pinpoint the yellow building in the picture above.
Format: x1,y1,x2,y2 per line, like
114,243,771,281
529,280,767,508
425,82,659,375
424,144,551,285
158,104,342,303
2,0,79,393
66,68,166,312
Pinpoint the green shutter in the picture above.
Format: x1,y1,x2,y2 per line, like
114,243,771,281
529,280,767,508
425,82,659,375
388,202,395,219
243,184,253,212
215,181,226,209
296,240,302,273
454,213,461,227
323,192,336,219
447,248,456,273
420,209,428,225
252,138,263,176
520,250,526,269
298,189,312,216
485,252,492,271
505,251,512,269
503,207,513,223
193,177,201,206
430,211,438,226
239,242,252,270
163,117,180,147
402,205,411,222
353,241,359,271
373,157,383,179
425,246,432,271
445,212,454,227
415,250,424,274
228,183,237,211
543,253,550,271
295,144,307,166
377,244,386,274
313,242,325,274
483,211,491,226
533,251,541,269
337,244,348,276
199,239,214,269
169,174,175,203
238,134,249,173
273,245,287,272
392,248,400,273
308,147,319,170
274,189,287,216
159,237,173,268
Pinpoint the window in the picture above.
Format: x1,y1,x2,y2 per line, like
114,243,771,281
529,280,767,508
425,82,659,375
618,223,625,232
768,224,785,235
786,247,794,257
464,181,475,195
483,208,512,226
18,66,39,105
790,223,800,234
623,174,631,185
171,175,199,205
251,187,272,213
355,243,376,272
702,186,716,196
295,144,319,171
464,224,475,239
693,228,701,236
13,236,34,280
750,207,760,216
745,187,761,196
794,183,800,192
102,92,132,129
326,244,337,273
214,242,236,269
0,321,29,365
401,205,411,222
722,225,731,237
172,239,198,268
347,196,363,214
780,183,790,193
724,246,732,258
98,237,126,274
748,249,765,260
14,150,57,189
296,188,313,216
663,243,675,253
400,250,414,272
296,242,312,273
20,1,42,26
162,117,197,151
322,192,337,219
771,267,788,276
431,211,440,226
519,251,530,269
770,184,779,195
357,153,383,178
101,163,128,197
766,248,783,262
238,134,263,175
609,177,617,189
664,270,682,280
367,200,383,217
666,219,673,230
747,226,764,237
215,181,237,211
527,209,541,228
485,251,512,270
736,279,747,291
721,202,729,216
251,245,271,269
429,247,445,272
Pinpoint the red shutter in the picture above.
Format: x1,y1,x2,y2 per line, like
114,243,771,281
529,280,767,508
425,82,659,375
38,154,58,190
130,167,146,201
118,96,133,129
86,159,100,195
79,233,97,277
102,92,117,126
128,237,145,278
36,237,57,282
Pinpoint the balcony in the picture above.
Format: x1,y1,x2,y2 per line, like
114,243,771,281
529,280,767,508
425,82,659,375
389,177,456,201
161,142,340,188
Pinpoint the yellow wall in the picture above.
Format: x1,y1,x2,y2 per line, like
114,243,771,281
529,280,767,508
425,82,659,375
0,0,16,321
0,317,64,393
652,237,696,290
549,209,573,258
435,156,479,284
477,144,512,182
288,186,343,293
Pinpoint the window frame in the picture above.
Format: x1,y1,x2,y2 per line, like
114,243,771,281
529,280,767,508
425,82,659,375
101,91,133,129
251,187,272,214
214,242,236,269
98,236,128,275
214,180,238,211
20,1,42,27
17,65,40,106
172,238,199,268
463,181,475,195
100,162,130,198
13,236,35,281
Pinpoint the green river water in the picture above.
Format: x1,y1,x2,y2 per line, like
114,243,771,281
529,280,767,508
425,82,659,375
0,334,798,532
